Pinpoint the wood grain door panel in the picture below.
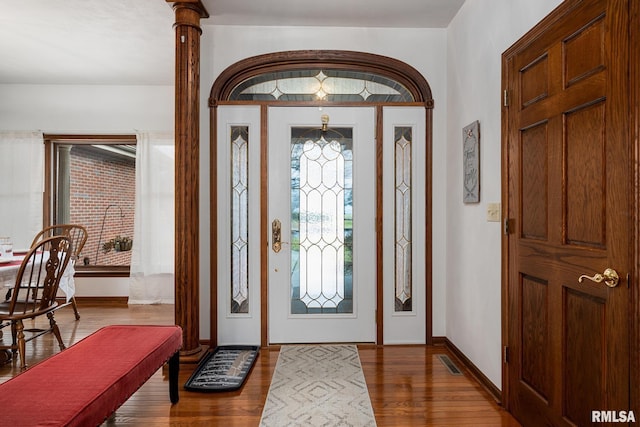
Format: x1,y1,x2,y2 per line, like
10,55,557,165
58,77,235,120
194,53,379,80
503,0,631,425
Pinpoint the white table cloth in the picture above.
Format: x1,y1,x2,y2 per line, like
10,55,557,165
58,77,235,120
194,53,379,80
0,253,75,302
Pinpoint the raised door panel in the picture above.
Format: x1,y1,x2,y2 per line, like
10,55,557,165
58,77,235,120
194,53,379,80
564,288,606,426
520,54,549,108
520,274,550,401
564,101,606,248
520,122,549,241
564,15,606,87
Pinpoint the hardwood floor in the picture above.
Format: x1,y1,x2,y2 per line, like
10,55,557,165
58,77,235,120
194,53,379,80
0,302,520,426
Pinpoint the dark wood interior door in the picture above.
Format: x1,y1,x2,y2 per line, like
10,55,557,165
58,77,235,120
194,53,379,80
503,0,631,425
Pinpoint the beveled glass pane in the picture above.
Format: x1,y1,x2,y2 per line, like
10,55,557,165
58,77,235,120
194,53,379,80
278,77,321,94
291,127,353,314
395,127,412,312
321,77,366,96
231,126,249,314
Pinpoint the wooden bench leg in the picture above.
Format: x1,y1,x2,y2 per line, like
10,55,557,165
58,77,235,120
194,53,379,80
169,351,180,404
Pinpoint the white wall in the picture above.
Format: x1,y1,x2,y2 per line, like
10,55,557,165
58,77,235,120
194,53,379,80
445,0,562,389
200,25,450,340
0,83,174,299
0,84,173,132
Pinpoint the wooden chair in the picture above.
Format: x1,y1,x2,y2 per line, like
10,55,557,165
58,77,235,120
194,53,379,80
0,235,72,370
30,224,88,320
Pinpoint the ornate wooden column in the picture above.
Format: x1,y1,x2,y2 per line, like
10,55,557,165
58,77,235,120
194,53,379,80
167,0,209,361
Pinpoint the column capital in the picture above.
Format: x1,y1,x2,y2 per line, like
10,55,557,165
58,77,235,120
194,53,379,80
168,1,209,34
167,0,209,20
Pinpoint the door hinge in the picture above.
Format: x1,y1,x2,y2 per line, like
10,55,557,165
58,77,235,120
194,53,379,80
503,89,509,107
504,218,512,235
503,346,510,363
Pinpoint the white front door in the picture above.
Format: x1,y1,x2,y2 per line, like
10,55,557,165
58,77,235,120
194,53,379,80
268,107,376,343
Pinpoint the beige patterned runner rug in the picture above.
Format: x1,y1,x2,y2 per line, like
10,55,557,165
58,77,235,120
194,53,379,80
259,345,377,427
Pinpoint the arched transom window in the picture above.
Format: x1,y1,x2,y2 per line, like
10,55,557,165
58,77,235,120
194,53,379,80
229,69,415,102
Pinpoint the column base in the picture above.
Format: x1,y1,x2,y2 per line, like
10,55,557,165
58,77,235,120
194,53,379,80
179,344,209,364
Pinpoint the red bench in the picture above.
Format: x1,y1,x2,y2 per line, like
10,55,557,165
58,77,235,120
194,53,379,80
0,325,182,427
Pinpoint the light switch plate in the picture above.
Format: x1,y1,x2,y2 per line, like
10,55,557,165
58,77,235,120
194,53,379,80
487,203,501,222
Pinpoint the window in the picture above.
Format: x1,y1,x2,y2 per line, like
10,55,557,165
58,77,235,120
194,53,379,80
230,126,249,313
290,127,354,314
45,135,136,276
394,127,412,312
229,69,415,102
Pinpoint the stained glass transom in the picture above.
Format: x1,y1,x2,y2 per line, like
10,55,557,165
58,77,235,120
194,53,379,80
230,70,414,103
231,126,249,314
395,127,412,312
290,127,353,314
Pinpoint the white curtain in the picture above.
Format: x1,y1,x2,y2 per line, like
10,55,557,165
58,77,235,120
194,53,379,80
0,131,44,249
129,131,175,304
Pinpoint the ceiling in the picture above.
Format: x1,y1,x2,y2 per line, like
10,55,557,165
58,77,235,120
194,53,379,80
0,0,465,86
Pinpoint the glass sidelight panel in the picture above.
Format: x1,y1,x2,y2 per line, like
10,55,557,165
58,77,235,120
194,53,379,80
231,126,249,313
395,127,412,311
290,127,353,314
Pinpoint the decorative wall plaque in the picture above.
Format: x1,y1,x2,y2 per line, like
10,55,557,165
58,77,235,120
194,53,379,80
463,120,480,203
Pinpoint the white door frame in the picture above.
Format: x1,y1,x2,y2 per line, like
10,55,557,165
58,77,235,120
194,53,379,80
215,105,429,347
209,51,434,348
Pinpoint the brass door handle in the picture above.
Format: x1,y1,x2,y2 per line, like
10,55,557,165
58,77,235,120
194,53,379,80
272,219,282,253
271,219,289,253
578,268,620,288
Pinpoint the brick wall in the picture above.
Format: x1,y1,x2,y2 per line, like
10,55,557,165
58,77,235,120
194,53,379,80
69,146,135,266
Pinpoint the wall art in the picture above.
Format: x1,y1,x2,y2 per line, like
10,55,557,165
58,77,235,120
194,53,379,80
463,120,480,203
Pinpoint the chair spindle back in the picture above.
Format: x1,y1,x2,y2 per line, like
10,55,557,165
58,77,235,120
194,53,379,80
8,236,72,316
30,224,88,261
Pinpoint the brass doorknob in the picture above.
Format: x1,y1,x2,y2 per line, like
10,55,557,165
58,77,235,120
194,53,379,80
578,268,620,288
